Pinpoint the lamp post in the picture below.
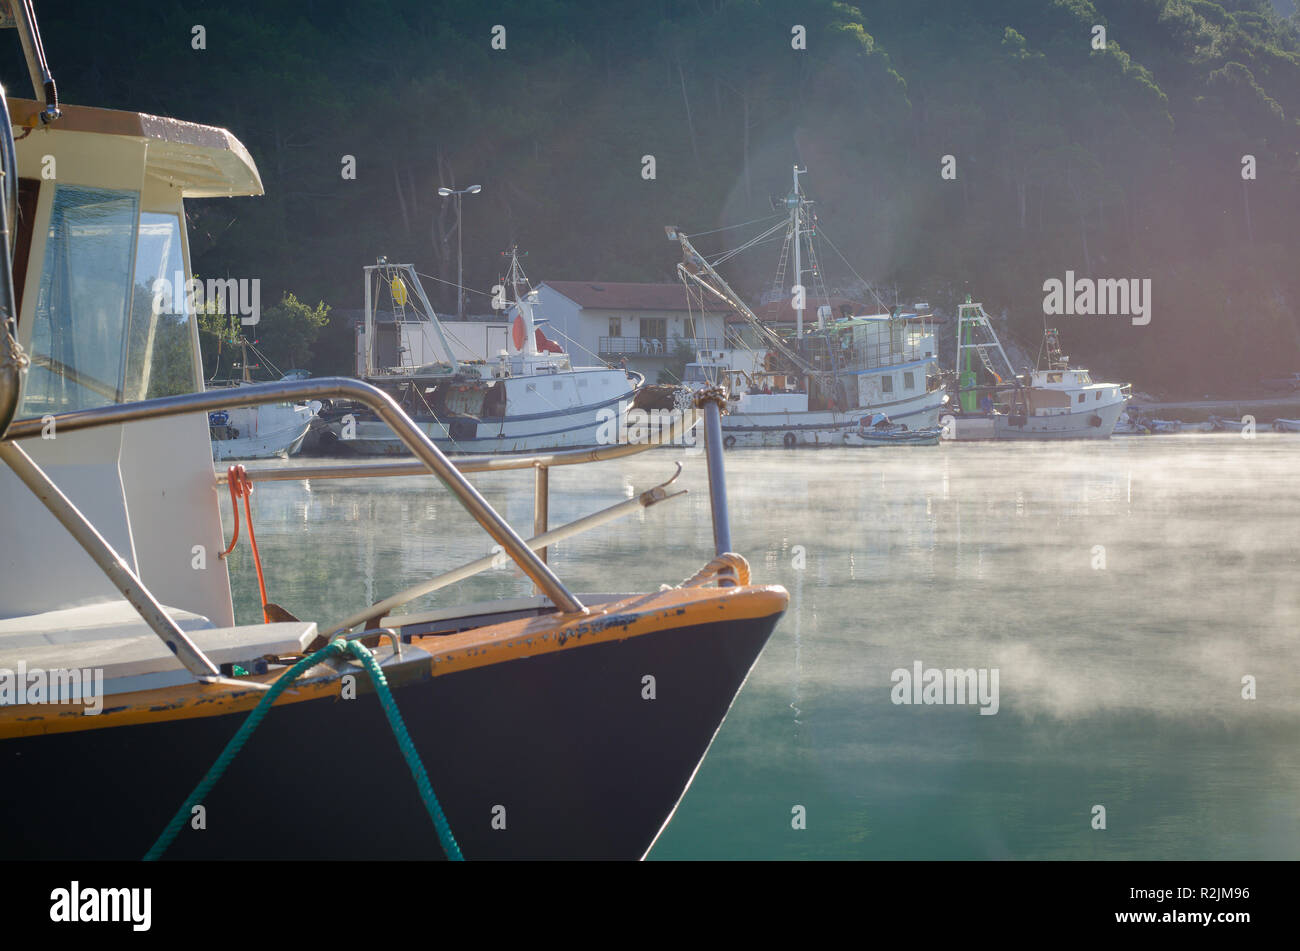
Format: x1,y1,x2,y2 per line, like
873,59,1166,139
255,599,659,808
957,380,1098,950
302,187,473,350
438,184,481,320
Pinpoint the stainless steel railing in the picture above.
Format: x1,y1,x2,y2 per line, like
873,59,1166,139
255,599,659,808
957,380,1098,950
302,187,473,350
222,406,707,570
1,376,737,678
0,378,591,683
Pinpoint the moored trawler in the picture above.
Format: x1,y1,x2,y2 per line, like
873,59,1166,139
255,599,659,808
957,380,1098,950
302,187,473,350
943,299,1128,440
0,4,786,860
671,166,946,447
321,251,647,455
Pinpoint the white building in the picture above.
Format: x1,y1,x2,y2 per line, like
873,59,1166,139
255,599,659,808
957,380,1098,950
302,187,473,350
521,281,733,379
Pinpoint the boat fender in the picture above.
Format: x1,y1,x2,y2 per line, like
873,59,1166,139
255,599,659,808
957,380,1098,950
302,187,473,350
1089,414,1103,427
783,431,796,448
723,435,736,449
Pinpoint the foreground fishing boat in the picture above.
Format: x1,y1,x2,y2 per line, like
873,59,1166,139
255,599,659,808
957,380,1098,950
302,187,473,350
0,7,785,860
944,302,1128,440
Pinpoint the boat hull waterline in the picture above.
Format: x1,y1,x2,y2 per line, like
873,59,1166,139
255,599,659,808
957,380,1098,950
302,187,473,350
942,400,1126,440
720,390,945,448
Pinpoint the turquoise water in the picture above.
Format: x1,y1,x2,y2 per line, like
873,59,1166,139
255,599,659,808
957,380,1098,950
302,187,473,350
223,435,1300,859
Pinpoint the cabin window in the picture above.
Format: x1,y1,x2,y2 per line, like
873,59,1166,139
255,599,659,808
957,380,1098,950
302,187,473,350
1077,393,1085,403
124,212,199,400
881,374,893,394
19,185,140,417
1047,372,1063,383
903,371,915,390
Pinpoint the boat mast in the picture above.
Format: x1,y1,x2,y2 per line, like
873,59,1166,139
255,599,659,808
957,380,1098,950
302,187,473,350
955,297,1017,411
362,258,461,377
665,226,819,376
790,165,804,338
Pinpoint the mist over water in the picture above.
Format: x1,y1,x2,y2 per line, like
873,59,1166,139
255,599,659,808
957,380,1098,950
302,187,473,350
226,436,1300,859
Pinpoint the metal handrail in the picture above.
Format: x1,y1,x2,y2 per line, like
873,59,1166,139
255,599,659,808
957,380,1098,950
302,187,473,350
321,465,688,638
2,377,588,616
218,408,703,484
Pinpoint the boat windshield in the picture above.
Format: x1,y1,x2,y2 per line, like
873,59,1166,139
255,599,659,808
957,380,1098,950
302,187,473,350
19,189,199,417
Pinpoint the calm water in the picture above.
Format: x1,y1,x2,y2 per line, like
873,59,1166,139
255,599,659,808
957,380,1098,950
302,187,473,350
223,435,1300,859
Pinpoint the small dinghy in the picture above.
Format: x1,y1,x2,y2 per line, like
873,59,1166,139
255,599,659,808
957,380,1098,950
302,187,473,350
1205,414,1248,432
1117,410,1183,435
1146,418,1183,434
1272,418,1300,432
843,413,941,446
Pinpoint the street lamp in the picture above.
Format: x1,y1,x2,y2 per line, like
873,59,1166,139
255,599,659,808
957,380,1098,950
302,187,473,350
438,184,482,320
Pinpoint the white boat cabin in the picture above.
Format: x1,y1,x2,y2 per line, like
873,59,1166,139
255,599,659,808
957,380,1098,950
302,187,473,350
1,98,264,634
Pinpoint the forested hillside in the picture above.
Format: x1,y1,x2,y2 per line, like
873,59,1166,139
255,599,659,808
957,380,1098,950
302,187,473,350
7,0,1300,394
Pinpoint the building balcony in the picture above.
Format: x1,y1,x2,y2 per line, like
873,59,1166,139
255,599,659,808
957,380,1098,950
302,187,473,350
598,336,719,356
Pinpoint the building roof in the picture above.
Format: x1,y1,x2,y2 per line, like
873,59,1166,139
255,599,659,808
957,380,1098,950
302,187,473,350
541,281,732,313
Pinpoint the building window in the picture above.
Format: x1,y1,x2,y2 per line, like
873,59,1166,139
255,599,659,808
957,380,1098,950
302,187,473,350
682,316,696,340
640,317,666,354
608,317,621,338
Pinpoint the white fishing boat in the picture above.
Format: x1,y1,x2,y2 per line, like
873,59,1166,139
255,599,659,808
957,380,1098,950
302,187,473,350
943,303,1128,440
669,167,946,447
322,252,646,455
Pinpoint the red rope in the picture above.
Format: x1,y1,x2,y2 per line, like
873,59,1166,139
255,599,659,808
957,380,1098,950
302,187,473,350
220,464,271,623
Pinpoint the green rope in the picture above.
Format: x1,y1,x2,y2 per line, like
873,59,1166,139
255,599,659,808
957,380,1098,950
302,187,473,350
144,638,464,861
